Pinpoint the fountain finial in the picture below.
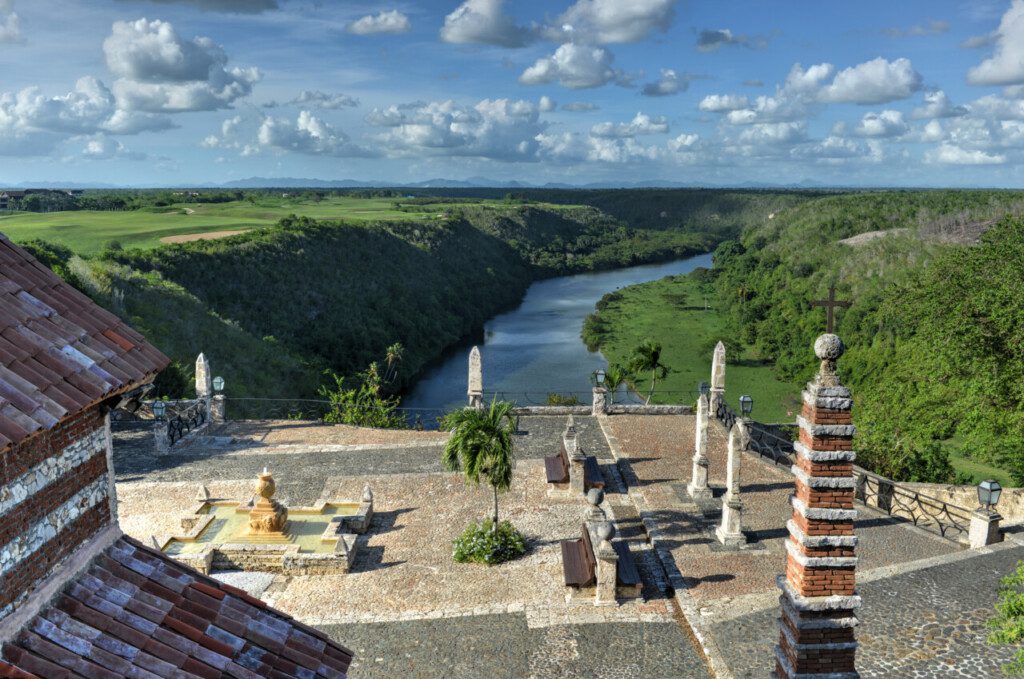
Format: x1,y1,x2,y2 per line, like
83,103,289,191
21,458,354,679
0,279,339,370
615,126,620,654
249,468,288,535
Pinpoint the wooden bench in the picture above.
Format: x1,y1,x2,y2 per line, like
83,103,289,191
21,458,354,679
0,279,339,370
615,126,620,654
560,523,596,588
612,541,641,597
544,441,570,484
545,441,606,491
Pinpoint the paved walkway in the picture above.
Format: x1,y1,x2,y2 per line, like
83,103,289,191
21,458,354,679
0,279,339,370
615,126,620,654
113,416,710,679
601,414,1019,678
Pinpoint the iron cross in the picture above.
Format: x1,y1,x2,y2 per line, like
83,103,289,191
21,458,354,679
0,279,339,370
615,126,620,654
810,284,852,333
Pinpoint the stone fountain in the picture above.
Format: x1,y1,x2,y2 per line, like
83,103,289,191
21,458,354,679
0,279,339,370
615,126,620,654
155,468,374,575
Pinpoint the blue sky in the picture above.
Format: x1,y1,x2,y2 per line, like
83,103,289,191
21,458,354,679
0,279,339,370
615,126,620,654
1,0,1024,186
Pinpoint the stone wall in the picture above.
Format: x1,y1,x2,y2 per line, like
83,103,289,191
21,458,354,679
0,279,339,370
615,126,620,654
0,406,112,621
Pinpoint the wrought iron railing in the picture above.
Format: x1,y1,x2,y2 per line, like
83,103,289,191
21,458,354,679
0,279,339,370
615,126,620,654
223,398,448,430
746,424,795,466
714,398,738,430
854,468,972,543
166,399,207,446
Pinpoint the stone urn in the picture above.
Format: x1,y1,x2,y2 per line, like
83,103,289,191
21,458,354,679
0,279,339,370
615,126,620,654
248,468,289,536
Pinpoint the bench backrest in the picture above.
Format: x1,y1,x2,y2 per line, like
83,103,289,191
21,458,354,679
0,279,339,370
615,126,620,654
580,523,596,576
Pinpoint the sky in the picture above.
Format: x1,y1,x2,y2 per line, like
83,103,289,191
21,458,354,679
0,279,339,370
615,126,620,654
2,0,1024,187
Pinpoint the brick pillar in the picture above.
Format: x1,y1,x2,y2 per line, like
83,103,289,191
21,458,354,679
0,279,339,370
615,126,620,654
774,333,860,679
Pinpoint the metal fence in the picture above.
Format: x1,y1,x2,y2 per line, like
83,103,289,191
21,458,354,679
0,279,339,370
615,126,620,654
166,399,207,446
854,468,972,543
223,398,448,430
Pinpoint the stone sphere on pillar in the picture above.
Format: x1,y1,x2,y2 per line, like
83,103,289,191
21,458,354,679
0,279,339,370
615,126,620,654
597,521,615,542
586,488,604,507
814,333,845,361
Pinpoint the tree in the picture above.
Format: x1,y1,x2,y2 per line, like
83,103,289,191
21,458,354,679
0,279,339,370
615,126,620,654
989,560,1024,675
629,340,669,405
604,363,628,404
383,342,404,383
318,364,406,429
441,400,517,532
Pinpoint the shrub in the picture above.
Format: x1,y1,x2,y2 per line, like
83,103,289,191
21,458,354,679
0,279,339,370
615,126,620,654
546,393,580,406
452,519,526,565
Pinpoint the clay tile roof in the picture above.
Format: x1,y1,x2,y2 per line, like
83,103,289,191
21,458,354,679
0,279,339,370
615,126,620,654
1,537,354,678
0,233,169,452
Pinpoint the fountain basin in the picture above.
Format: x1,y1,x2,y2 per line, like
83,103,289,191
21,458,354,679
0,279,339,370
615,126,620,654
156,494,373,575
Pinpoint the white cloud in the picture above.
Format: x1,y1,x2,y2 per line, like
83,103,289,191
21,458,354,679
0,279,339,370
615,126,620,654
971,93,1024,121
440,0,532,48
921,120,945,142
792,135,869,160
289,90,359,110
735,121,806,146
717,63,833,125
696,28,767,52
819,57,922,105
82,136,145,160
591,112,668,138
641,69,687,97
854,110,908,138
968,0,1024,85
926,143,1006,164
911,90,968,119
882,19,949,38
550,0,675,44
0,0,21,43
562,101,598,112
258,110,373,157
538,95,556,112
372,98,545,161
104,19,260,113
346,10,411,35
961,33,997,49
536,131,662,163
698,94,749,112
519,44,628,89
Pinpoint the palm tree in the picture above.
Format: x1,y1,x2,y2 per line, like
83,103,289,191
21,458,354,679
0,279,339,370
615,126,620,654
604,363,628,404
383,342,404,383
630,340,669,405
441,400,517,532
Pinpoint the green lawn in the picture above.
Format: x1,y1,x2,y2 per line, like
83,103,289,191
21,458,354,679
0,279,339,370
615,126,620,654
591,274,800,422
0,197,577,255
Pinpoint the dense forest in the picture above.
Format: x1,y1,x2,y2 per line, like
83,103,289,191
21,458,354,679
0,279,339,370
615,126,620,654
706,190,1024,483
20,189,804,403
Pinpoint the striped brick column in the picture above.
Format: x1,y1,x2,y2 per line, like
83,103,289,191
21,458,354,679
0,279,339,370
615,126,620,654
774,333,859,679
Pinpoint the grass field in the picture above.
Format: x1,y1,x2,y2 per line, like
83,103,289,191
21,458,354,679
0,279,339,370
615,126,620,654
590,274,798,422
0,196,573,255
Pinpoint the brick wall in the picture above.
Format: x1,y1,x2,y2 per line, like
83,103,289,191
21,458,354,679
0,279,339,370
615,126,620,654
0,405,113,620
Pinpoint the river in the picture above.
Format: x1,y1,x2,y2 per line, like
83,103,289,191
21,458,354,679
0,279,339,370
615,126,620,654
402,252,714,416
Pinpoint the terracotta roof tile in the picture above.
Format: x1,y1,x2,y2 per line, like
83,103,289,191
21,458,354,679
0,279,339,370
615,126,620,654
2,538,353,678
0,233,169,453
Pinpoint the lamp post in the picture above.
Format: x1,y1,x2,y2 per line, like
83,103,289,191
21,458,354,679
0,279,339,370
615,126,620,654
211,376,226,424
970,478,1004,548
699,381,710,399
978,479,1002,511
591,368,608,417
739,394,753,418
152,400,166,420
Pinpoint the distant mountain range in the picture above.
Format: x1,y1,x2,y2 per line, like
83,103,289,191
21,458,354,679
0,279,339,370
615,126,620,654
2,177,920,190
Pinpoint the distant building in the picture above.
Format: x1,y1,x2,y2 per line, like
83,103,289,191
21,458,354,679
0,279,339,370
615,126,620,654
0,191,25,210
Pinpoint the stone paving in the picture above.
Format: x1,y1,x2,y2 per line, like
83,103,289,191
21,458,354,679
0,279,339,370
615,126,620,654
112,412,1024,678
113,417,708,679
601,413,1019,678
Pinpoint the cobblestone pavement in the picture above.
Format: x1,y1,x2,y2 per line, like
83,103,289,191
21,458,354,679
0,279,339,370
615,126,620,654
711,542,1024,678
320,615,708,679
114,417,610,502
603,415,954,611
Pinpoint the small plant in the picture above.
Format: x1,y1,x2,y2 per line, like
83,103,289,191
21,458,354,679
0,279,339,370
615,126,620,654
452,519,526,565
546,392,580,406
988,560,1024,675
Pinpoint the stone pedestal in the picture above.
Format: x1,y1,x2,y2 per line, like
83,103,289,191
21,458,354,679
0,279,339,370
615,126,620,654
153,421,169,455
195,353,213,422
594,522,618,607
716,496,746,547
211,394,226,423
592,387,608,416
774,333,860,679
969,509,1002,548
687,393,713,500
565,418,585,495
716,420,748,546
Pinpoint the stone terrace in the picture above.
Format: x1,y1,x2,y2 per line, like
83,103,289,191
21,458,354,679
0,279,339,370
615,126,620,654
113,413,1024,678
114,417,708,679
